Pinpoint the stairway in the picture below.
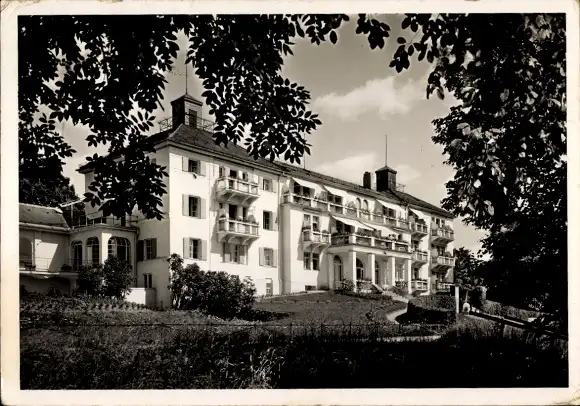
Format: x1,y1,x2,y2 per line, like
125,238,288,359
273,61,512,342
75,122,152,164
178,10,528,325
382,289,409,303
370,283,384,294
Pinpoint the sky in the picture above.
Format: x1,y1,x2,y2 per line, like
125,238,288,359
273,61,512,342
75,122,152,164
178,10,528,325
60,14,487,255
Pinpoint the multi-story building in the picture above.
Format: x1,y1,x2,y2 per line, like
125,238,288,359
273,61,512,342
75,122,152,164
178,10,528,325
19,93,456,307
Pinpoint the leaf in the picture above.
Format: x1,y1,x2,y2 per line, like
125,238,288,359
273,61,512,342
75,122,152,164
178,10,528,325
330,30,337,44
397,37,406,44
436,88,444,100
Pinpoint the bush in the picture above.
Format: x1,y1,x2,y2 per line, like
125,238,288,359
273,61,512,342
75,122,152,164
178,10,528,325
335,279,355,293
407,295,457,325
470,286,487,309
103,257,134,299
168,253,257,319
76,263,104,296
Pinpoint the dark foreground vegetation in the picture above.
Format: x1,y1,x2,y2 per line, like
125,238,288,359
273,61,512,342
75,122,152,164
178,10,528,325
21,314,568,389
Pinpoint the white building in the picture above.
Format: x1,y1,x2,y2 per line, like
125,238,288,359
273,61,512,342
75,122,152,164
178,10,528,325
19,93,456,307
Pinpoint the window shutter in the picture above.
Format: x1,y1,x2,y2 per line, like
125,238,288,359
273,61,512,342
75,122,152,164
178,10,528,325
258,176,264,189
183,238,190,259
223,242,230,263
201,240,207,261
182,195,189,216
199,161,206,176
273,249,278,267
152,239,157,259
137,240,144,262
182,156,189,172
199,198,206,219
259,247,264,266
240,245,246,265
272,179,278,193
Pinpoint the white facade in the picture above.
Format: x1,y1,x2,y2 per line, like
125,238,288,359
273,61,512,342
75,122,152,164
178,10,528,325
18,94,457,307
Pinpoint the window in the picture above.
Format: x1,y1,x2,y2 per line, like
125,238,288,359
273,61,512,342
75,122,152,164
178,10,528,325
263,211,272,230
303,252,311,270
86,237,100,265
312,216,320,231
145,239,157,260
137,240,144,262
362,200,369,212
189,196,199,217
188,159,199,174
265,278,273,296
413,268,420,280
312,252,320,271
188,238,200,259
71,241,83,268
303,214,311,227
356,258,364,280
188,109,198,128
223,243,246,264
264,248,273,267
356,198,361,210
219,166,226,177
412,240,420,251
143,273,153,288
242,172,249,182
263,178,272,191
108,237,131,263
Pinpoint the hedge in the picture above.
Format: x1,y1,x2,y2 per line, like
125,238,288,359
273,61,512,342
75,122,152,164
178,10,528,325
407,295,457,325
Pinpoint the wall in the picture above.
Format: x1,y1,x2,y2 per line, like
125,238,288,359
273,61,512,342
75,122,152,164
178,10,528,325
126,287,157,307
20,229,69,272
167,147,282,296
20,275,72,294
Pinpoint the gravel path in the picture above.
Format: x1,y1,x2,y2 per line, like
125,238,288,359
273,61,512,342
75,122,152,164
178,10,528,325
385,304,408,324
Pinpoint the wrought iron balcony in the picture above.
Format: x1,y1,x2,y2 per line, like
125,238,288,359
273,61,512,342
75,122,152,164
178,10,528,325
217,217,260,245
158,115,216,133
216,176,259,204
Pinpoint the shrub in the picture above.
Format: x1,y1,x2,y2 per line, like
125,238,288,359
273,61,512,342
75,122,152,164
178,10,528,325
407,295,457,324
76,264,104,296
168,253,257,319
335,279,355,293
470,286,487,309
103,256,134,299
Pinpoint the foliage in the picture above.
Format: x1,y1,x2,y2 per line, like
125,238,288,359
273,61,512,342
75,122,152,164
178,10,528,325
470,286,487,309
407,295,457,325
19,292,150,315
76,263,104,296
21,319,567,389
102,256,134,299
453,247,483,292
334,279,355,293
168,253,257,318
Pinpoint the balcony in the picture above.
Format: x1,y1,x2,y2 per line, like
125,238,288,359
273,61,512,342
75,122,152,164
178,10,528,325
411,279,429,291
330,233,410,254
302,229,331,250
71,215,138,230
19,256,81,275
431,255,455,272
434,281,454,293
158,115,216,133
412,250,429,264
410,222,429,238
217,217,260,245
216,176,259,204
430,225,455,243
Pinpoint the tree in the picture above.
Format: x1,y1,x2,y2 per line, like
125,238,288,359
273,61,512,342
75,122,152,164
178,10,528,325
76,263,104,296
453,247,482,293
19,13,566,318
102,256,134,299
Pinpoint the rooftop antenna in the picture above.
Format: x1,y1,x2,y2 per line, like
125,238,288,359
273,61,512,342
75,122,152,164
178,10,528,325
385,132,388,167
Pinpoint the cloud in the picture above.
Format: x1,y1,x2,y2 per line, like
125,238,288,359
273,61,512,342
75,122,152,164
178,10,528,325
391,163,421,184
312,76,424,121
310,152,381,185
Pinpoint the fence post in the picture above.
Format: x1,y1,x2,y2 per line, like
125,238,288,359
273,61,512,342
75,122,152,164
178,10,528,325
290,323,293,340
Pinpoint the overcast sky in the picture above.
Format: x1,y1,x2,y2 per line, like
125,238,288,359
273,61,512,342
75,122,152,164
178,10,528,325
60,14,487,255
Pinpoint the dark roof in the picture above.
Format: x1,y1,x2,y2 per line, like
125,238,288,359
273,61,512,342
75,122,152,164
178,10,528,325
19,203,70,229
78,123,454,218
375,165,397,173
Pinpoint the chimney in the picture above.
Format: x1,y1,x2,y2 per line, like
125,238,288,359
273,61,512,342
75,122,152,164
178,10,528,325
171,94,203,130
363,171,377,190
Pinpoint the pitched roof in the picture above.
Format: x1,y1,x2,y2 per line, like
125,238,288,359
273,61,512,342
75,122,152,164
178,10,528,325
78,123,454,218
19,203,70,229
375,165,397,173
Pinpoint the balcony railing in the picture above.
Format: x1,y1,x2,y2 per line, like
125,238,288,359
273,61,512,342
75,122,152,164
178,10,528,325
410,222,429,235
412,251,429,262
433,256,455,267
158,115,216,133
217,217,259,236
431,226,455,241
330,233,410,253
72,215,138,229
302,229,331,244
411,279,429,291
282,192,413,232
216,176,259,198
19,257,86,272
435,281,454,292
